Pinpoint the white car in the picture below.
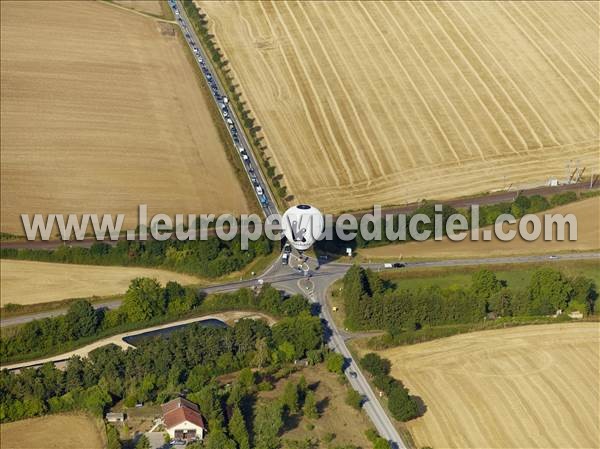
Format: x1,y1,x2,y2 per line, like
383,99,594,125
256,186,263,195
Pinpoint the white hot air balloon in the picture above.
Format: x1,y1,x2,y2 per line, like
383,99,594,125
281,205,324,252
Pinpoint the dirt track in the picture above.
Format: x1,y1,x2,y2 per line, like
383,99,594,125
379,323,600,449
200,1,599,212
0,0,249,234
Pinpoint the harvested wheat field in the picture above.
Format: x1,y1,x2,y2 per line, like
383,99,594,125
0,259,201,306
362,196,600,259
114,0,163,17
0,413,104,449
378,323,600,449
200,1,599,212
0,0,249,235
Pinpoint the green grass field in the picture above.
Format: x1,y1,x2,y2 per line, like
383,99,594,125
380,259,600,292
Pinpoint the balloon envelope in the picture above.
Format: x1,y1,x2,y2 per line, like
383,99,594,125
281,205,324,251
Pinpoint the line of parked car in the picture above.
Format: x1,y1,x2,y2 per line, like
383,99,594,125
168,0,270,210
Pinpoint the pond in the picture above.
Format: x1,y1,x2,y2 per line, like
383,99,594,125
123,318,228,347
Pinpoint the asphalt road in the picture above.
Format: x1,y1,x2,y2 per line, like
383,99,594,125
1,1,597,444
170,0,279,217
296,267,407,448
3,182,596,251
5,251,596,328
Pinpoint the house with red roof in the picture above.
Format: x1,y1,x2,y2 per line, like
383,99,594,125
161,397,205,442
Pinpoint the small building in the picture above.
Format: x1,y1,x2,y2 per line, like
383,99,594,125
105,412,125,423
161,398,205,442
568,311,584,319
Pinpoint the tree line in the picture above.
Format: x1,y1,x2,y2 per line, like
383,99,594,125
0,280,312,363
360,353,419,422
342,265,597,334
181,0,290,202
316,191,586,254
1,235,272,279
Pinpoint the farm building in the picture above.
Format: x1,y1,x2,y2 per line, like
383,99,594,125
161,398,205,442
105,412,125,423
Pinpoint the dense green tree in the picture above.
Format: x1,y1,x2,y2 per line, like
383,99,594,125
345,389,362,410
528,268,573,315
122,277,165,322
527,195,550,213
64,300,100,339
471,269,502,303
204,428,236,449
325,352,345,375
272,314,323,359
135,435,150,449
254,401,283,449
569,276,598,315
281,295,312,317
282,381,300,414
229,406,250,449
360,353,391,377
373,437,392,449
253,337,270,369
511,195,531,218
388,384,418,422
302,390,318,419
106,423,122,449
488,288,514,317
342,265,372,329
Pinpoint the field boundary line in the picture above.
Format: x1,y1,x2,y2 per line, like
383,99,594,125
419,2,523,155
99,0,177,23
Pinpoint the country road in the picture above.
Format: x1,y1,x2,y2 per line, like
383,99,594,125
4,251,598,447
2,182,596,250
1,1,597,446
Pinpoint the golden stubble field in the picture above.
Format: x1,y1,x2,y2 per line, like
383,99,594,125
378,323,600,449
0,0,249,235
362,196,600,259
200,1,599,212
0,413,104,449
0,259,201,306
114,0,163,17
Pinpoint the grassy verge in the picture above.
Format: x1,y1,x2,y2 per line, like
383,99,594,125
1,294,123,319
379,259,600,291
